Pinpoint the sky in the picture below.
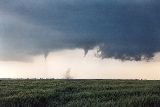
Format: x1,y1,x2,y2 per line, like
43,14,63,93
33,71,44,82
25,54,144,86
0,0,160,79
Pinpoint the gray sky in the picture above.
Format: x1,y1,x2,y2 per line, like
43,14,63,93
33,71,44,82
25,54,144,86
1,0,160,79
0,0,160,61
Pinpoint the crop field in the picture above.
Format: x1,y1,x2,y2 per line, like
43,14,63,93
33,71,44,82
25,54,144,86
0,79,160,107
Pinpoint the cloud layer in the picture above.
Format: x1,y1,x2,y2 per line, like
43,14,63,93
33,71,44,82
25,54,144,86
0,0,160,61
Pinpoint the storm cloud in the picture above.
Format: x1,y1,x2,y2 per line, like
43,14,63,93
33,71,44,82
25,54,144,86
0,0,160,61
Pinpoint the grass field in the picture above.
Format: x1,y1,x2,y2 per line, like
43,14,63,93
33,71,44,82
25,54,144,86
1,79,160,107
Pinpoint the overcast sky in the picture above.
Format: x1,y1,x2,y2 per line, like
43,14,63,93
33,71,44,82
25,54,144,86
0,0,160,79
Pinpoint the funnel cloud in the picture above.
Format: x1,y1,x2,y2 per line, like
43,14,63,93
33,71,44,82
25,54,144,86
0,0,160,61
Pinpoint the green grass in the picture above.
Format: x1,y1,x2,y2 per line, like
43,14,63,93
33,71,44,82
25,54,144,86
1,79,160,107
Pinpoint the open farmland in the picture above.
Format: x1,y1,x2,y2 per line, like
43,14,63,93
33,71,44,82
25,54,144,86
0,79,160,107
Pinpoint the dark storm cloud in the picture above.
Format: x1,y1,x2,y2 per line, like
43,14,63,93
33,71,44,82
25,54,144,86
0,0,160,61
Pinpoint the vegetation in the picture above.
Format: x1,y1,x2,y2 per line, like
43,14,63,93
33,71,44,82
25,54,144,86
1,79,160,107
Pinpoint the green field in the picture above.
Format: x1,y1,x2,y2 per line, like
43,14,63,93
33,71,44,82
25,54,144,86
1,79,160,107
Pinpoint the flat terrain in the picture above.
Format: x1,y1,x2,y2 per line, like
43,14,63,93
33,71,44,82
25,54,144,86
0,79,160,107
